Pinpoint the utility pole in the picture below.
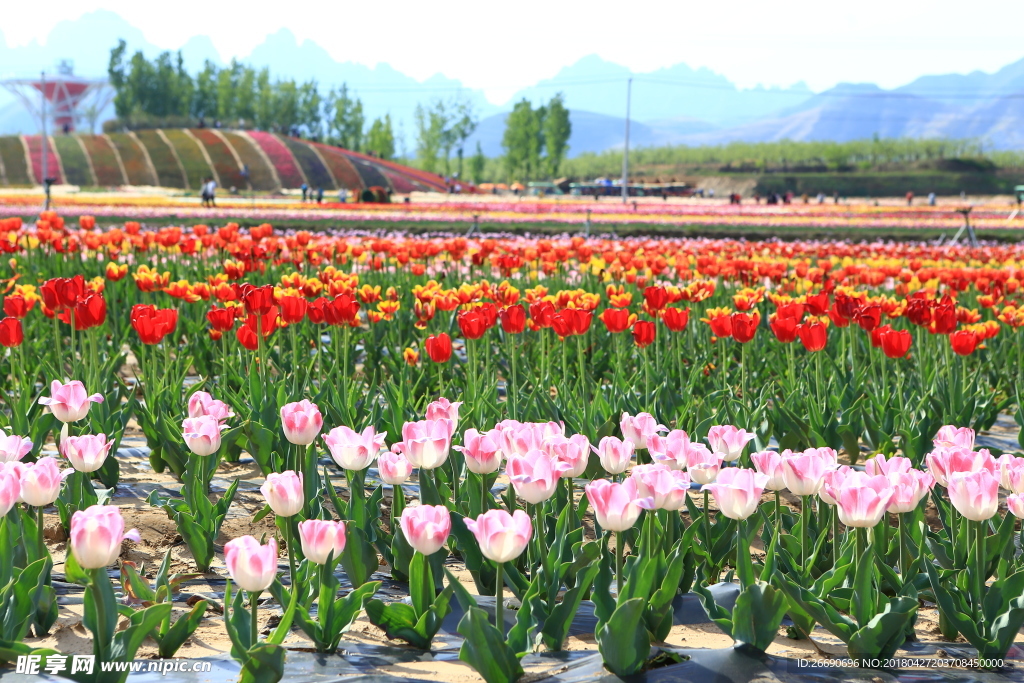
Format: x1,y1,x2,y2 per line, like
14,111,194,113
621,77,631,204
41,71,49,210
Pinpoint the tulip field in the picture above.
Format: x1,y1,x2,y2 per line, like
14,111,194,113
4,210,1024,682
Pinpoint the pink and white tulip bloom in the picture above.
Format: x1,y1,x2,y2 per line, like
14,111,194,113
280,400,324,445
0,433,32,463
886,470,934,514
61,434,113,473
400,505,451,555
702,467,769,520
377,450,414,485
933,425,975,450
750,451,787,491
864,454,913,478
592,436,634,475
501,421,564,457
187,391,234,422
996,455,1024,493
182,416,224,456
544,434,591,478
298,519,347,565
398,419,451,470
631,464,691,510
507,449,569,504
947,470,999,521
781,450,831,496
38,380,104,423
926,447,996,488
20,457,62,507
260,471,304,517
455,428,504,474
828,472,894,528
585,478,651,531
620,412,667,450
324,425,387,471
70,505,140,569
818,466,854,505
1007,493,1024,519
685,443,724,485
463,509,532,563
224,535,279,592
0,469,19,516
425,398,462,435
646,430,690,470
706,426,756,461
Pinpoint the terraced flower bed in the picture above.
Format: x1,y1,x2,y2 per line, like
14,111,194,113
0,136,32,185
280,136,334,189
162,129,215,190
221,131,279,191
247,131,306,189
189,128,247,190
24,135,64,184
311,143,365,192
135,130,186,189
106,133,158,186
78,134,126,186
52,135,94,187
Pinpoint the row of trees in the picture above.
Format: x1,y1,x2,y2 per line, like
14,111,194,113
107,42,396,159
500,95,572,180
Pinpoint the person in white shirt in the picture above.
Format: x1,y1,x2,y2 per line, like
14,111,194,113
206,179,217,207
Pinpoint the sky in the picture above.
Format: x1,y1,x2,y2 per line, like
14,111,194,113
2,0,1024,103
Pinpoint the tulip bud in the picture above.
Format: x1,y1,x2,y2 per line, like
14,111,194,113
280,400,323,445
400,505,451,555
463,509,532,563
260,471,304,517
20,457,61,507
61,433,113,473
377,450,413,485
38,380,104,423
70,505,140,569
324,425,387,471
297,519,347,565
182,416,224,456
224,535,279,592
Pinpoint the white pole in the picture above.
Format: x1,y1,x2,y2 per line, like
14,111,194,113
621,77,631,204
41,71,49,209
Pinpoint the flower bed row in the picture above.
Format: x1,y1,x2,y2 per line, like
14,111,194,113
77,134,125,186
281,136,334,190
106,133,158,186
52,135,93,187
23,135,63,185
246,131,306,189
161,129,215,190
134,130,187,189
0,136,32,185
189,129,248,191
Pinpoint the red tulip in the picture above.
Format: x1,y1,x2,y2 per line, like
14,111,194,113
796,321,827,352
499,304,526,334
730,312,760,343
425,333,453,363
870,324,892,348
2,296,32,319
661,307,690,332
529,300,556,328
130,304,178,345
207,307,237,331
770,314,798,343
279,295,308,324
0,317,23,347
950,329,979,356
458,309,490,340
632,320,656,348
599,308,635,333
804,292,829,316
854,305,881,332
324,295,360,326
880,328,912,358
643,286,669,312
240,284,275,315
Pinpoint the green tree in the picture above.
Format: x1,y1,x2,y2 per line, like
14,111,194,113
327,84,364,150
366,115,396,160
192,60,220,121
469,141,486,184
543,93,571,177
299,81,323,139
414,102,446,174
502,99,543,181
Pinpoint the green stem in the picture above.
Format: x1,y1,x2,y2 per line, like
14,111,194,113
494,561,504,631
284,520,297,593
976,519,986,619
88,569,110,663
703,489,714,581
250,590,261,646
774,490,781,536
801,496,810,569
615,530,624,595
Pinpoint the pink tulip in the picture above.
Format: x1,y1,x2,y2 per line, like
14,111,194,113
933,425,975,450
61,433,113,473
702,467,769,520
187,391,234,422
818,466,854,505
425,398,462,435
592,436,634,475
864,454,913,477
706,425,756,461
781,450,831,496
750,451,787,491
507,449,569,504
0,461,26,504
182,415,224,456
224,535,279,592
260,471,304,517
463,509,532,562
947,470,999,521
685,443,724,485
20,457,62,507
926,446,995,488
646,430,690,470
378,450,414,485
298,519,347,564
454,428,504,474
70,505,140,569
324,425,387,471
501,421,563,457
620,412,666,450
585,478,650,531
544,434,591,478
886,470,934,514
398,419,451,470
38,380,104,423
1007,493,1024,519
631,464,691,510
280,399,323,445
400,504,451,555
803,447,839,469
0,433,32,463
829,472,894,528
996,455,1024,493
0,469,19,516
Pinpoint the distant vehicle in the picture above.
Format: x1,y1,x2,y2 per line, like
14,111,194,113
569,181,694,198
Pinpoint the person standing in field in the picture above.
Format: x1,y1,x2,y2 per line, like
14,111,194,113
906,191,914,206
206,178,217,207
200,177,211,207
